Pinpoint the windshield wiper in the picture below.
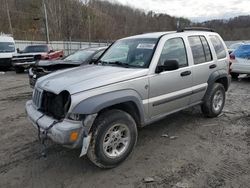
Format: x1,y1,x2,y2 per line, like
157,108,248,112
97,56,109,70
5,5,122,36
102,61,130,68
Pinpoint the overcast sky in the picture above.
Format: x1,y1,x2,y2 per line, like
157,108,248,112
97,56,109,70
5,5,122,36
106,0,250,21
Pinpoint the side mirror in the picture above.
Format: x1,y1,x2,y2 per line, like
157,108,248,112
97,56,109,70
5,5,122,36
17,48,22,53
49,50,54,53
90,58,98,64
156,60,179,73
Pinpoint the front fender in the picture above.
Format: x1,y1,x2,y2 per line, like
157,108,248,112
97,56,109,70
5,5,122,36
72,89,146,124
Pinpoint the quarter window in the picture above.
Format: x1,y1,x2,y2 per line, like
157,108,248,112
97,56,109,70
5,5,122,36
158,38,188,68
209,35,227,59
200,36,212,62
188,36,212,64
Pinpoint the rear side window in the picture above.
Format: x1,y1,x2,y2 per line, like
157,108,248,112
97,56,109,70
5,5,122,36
188,36,212,64
200,36,212,62
209,35,227,59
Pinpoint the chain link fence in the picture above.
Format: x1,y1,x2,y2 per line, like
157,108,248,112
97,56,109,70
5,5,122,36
15,40,111,55
15,40,250,56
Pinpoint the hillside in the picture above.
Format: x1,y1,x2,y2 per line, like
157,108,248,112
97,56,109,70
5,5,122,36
196,16,250,40
0,0,249,41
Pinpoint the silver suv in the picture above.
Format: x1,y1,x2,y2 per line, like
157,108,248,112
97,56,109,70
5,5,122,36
26,28,231,168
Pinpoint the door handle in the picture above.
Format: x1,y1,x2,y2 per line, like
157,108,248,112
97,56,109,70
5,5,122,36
209,64,217,69
180,71,191,77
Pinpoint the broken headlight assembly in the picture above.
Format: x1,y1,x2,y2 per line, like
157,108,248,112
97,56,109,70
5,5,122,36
41,90,71,120
67,113,86,121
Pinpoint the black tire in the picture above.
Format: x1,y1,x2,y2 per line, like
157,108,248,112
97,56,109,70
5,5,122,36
87,109,138,168
15,67,25,73
231,73,239,79
201,83,225,118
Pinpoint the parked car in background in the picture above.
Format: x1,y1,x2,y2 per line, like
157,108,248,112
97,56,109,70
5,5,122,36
12,44,64,73
230,43,250,79
228,42,244,54
0,34,16,71
29,46,107,88
26,28,231,168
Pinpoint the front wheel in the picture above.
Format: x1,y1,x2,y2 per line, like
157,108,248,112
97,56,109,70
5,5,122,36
201,83,225,118
87,109,138,168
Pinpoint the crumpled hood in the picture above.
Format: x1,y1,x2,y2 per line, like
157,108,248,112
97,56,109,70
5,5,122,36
36,65,148,94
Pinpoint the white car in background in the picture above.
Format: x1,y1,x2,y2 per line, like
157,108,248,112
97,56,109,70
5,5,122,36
0,34,16,70
230,44,250,79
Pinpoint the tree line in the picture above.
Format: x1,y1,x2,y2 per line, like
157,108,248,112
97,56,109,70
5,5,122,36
0,0,249,41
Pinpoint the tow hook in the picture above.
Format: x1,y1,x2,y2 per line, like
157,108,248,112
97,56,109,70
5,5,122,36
36,117,58,158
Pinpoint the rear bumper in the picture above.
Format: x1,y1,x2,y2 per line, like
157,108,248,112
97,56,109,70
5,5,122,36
25,100,96,150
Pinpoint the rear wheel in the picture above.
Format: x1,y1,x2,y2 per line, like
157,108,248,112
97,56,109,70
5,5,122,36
87,109,137,168
201,83,225,118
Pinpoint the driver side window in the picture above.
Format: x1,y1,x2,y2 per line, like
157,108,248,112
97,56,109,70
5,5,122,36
158,38,188,68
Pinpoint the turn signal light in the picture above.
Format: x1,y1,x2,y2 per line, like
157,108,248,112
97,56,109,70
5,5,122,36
70,131,79,142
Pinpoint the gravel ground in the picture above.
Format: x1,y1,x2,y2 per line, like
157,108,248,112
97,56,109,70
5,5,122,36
0,71,249,188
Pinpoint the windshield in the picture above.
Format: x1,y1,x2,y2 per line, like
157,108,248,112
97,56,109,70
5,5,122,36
100,38,158,68
0,42,15,53
64,50,95,61
22,45,48,53
234,45,250,58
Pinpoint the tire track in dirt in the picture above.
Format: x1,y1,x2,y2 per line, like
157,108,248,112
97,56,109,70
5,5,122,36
0,92,32,102
207,159,250,188
0,140,73,174
0,84,28,92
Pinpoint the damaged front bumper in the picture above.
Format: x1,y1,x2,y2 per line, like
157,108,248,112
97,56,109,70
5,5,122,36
25,100,97,156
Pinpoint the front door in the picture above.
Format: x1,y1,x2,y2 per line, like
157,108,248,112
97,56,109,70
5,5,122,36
149,37,193,118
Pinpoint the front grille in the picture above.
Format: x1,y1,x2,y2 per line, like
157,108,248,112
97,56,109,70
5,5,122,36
32,88,43,109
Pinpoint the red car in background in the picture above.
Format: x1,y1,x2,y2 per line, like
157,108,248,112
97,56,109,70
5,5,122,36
12,44,64,73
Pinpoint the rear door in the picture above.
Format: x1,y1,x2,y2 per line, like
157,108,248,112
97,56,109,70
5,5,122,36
188,35,217,104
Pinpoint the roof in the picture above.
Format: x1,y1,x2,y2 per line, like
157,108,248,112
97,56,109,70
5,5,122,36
123,31,175,39
121,28,217,40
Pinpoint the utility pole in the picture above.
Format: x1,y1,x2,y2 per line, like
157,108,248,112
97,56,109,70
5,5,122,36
43,0,50,43
88,15,91,46
5,0,13,35
176,19,180,30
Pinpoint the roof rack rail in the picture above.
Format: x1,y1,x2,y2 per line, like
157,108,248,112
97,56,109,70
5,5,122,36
177,27,215,32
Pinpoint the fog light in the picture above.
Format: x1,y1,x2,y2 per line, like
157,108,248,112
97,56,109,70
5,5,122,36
70,131,79,142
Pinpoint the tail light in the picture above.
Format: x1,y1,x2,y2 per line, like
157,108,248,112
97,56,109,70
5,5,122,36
230,54,235,60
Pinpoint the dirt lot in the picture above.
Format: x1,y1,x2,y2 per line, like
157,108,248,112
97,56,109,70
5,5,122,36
0,71,249,188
